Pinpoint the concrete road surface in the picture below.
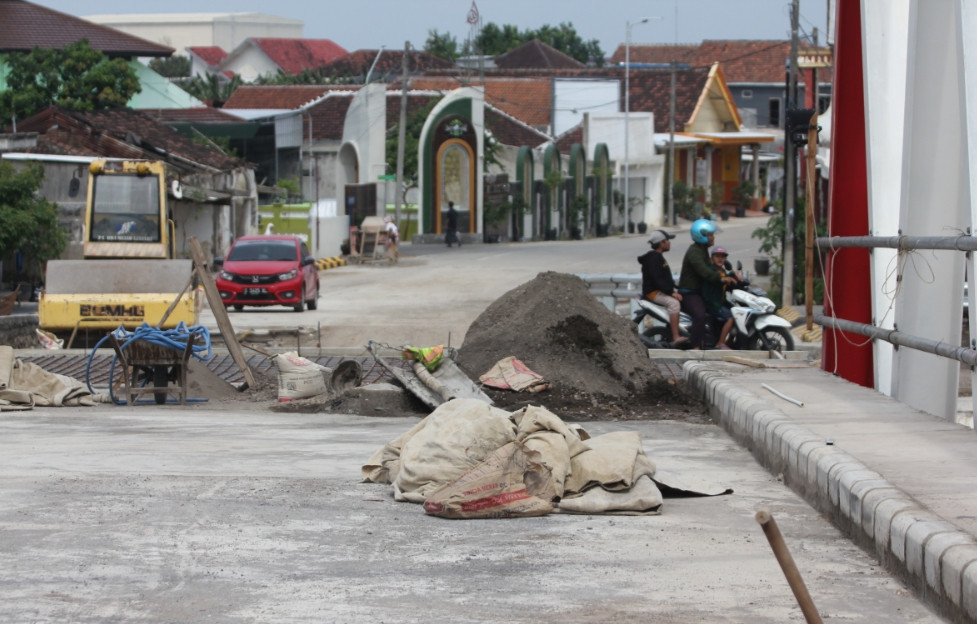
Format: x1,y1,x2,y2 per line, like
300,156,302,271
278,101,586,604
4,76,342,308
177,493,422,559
0,405,944,623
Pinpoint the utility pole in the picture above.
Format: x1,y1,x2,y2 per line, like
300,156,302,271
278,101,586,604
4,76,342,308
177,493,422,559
782,0,800,306
395,41,410,225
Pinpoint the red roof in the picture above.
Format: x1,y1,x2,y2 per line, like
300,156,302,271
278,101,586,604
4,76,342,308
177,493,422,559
494,39,585,70
0,0,173,57
250,38,349,75
188,46,227,67
317,49,454,79
611,40,812,84
223,85,349,110
626,66,713,133
405,77,552,129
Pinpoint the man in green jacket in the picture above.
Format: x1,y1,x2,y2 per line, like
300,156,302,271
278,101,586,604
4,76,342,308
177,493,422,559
678,219,737,349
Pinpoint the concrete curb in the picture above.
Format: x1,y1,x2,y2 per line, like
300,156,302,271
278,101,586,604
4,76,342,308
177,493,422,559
683,360,977,623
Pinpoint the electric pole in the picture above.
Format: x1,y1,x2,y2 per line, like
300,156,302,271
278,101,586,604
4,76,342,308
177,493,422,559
782,0,800,306
395,41,410,224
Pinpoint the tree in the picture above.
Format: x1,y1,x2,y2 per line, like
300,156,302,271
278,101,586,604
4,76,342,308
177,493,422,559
0,161,66,283
0,40,140,124
149,55,190,78
469,22,605,66
385,99,440,204
177,73,242,104
424,30,459,62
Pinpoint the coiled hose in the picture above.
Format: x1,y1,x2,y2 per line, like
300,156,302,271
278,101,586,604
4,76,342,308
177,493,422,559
85,322,213,404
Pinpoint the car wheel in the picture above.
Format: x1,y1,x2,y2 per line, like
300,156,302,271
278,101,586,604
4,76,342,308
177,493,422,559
293,286,305,312
233,304,244,311
307,282,319,310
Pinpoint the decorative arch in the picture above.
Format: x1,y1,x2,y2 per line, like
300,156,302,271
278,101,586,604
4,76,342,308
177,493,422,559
568,143,587,236
515,146,535,239
418,88,485,237
542,143,562,238
592,142,611,235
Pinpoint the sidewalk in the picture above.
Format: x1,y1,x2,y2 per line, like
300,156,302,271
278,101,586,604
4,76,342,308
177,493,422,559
683,358,977,622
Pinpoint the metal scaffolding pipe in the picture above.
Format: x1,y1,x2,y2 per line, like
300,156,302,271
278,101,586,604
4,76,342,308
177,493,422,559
814,314,977,366
815,235,977,251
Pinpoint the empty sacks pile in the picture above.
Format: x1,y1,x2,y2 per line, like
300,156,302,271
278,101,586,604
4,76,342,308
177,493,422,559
362,398,726,519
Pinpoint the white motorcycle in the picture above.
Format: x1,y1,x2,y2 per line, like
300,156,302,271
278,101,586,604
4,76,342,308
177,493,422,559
631,280,795,353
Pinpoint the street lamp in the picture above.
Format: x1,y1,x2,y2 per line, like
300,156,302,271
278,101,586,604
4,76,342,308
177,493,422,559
625,17,659,234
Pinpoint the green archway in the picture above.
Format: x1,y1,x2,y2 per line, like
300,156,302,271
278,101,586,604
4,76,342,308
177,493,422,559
542,143,562,239
515,146,535,240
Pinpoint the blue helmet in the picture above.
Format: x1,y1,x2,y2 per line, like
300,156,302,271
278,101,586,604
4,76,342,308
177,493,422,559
690,218,717,244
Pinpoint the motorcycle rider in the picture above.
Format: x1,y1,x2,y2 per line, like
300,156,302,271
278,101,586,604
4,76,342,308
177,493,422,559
705,246,736,349
637,230,687,346
678,219,738,349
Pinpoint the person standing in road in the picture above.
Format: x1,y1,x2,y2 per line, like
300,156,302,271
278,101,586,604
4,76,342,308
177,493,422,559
637,229,687,346
678,219,737,349
445,202,460,247
383,216,399,262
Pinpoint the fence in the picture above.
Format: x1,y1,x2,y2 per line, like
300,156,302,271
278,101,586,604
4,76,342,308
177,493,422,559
814,234,976,365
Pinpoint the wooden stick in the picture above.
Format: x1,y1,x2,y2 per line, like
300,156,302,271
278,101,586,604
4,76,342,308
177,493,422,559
188,237,255,389
756,510,823,624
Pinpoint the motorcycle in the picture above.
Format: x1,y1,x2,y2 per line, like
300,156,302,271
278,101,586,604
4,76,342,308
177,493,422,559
630,276,795,353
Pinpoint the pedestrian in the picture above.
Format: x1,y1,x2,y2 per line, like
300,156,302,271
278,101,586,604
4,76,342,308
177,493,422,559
445,201,460,247
637,229,687,346
264,222,275,235
677,219,737,349
383,216,399,262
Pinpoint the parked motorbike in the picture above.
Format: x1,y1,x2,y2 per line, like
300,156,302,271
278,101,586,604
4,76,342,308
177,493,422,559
630,278,795,353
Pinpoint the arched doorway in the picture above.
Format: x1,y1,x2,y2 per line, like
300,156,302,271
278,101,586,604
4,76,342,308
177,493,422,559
435,138,475,235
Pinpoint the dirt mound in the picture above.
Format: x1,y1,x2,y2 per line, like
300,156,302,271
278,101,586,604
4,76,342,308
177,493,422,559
456,272,706,421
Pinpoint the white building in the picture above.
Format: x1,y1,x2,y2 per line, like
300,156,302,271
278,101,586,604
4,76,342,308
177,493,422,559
80,13,302,56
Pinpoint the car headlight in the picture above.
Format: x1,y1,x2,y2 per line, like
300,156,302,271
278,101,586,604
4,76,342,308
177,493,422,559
219,270,233,280
279,269,298,281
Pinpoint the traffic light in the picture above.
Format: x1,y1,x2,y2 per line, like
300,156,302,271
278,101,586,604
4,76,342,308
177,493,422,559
786,108,817,147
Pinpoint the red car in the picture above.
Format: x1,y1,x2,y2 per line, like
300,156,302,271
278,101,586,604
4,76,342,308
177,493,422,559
214,235,320,311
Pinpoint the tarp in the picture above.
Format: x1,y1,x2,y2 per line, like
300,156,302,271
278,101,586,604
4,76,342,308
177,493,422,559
0,346,96,410
362,398,731,518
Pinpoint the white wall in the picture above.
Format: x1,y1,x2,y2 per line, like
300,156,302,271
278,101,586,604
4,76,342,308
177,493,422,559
552,78,620,137
82,13,302,55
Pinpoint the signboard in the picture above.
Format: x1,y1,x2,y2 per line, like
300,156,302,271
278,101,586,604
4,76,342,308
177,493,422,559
798,49,832,68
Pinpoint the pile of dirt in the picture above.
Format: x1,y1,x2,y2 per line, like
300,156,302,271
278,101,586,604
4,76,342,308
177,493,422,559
456,272,707,422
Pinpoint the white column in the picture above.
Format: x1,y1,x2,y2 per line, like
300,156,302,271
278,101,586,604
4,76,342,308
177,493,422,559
891,0,968,420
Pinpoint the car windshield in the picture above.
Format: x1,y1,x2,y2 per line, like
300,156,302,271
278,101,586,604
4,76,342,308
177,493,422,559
227,241,297,262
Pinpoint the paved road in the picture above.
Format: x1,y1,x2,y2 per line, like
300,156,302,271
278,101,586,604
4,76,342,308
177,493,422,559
199,216,772,351
0,407,945,623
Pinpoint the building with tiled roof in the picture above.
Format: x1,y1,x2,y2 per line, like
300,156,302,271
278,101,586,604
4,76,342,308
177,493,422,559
493,39,586,70
222,85,348,112
6,106,258,259
315,49,455,83
400,77,553,131
0,0,173,57
218,38,348,82
187,46,228,78
612,40,832,128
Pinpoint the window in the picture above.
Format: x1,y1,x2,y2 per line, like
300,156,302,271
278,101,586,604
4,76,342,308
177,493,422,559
768,98,781,128
741,89,753,99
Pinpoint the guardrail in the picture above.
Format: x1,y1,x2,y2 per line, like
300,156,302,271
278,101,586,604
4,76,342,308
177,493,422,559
576,274,642,311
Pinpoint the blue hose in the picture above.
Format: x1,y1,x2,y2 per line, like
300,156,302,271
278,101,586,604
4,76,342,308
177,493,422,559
85,322,213,404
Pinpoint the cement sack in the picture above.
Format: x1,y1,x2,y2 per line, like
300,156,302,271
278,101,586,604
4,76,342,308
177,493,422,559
423,442,558,519
275,351,328,401
392,398,517,503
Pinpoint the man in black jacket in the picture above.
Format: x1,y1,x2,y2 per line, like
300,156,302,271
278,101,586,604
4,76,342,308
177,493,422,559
637,230,687,345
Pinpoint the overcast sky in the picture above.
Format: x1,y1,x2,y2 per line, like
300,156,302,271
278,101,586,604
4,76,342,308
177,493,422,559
34,0,831,56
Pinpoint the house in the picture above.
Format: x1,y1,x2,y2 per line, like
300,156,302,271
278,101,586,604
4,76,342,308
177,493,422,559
187,46,228,79
4,107,257,263
312,49,456,83
217,38,348,82
613,40,833,130
0,0,173,58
